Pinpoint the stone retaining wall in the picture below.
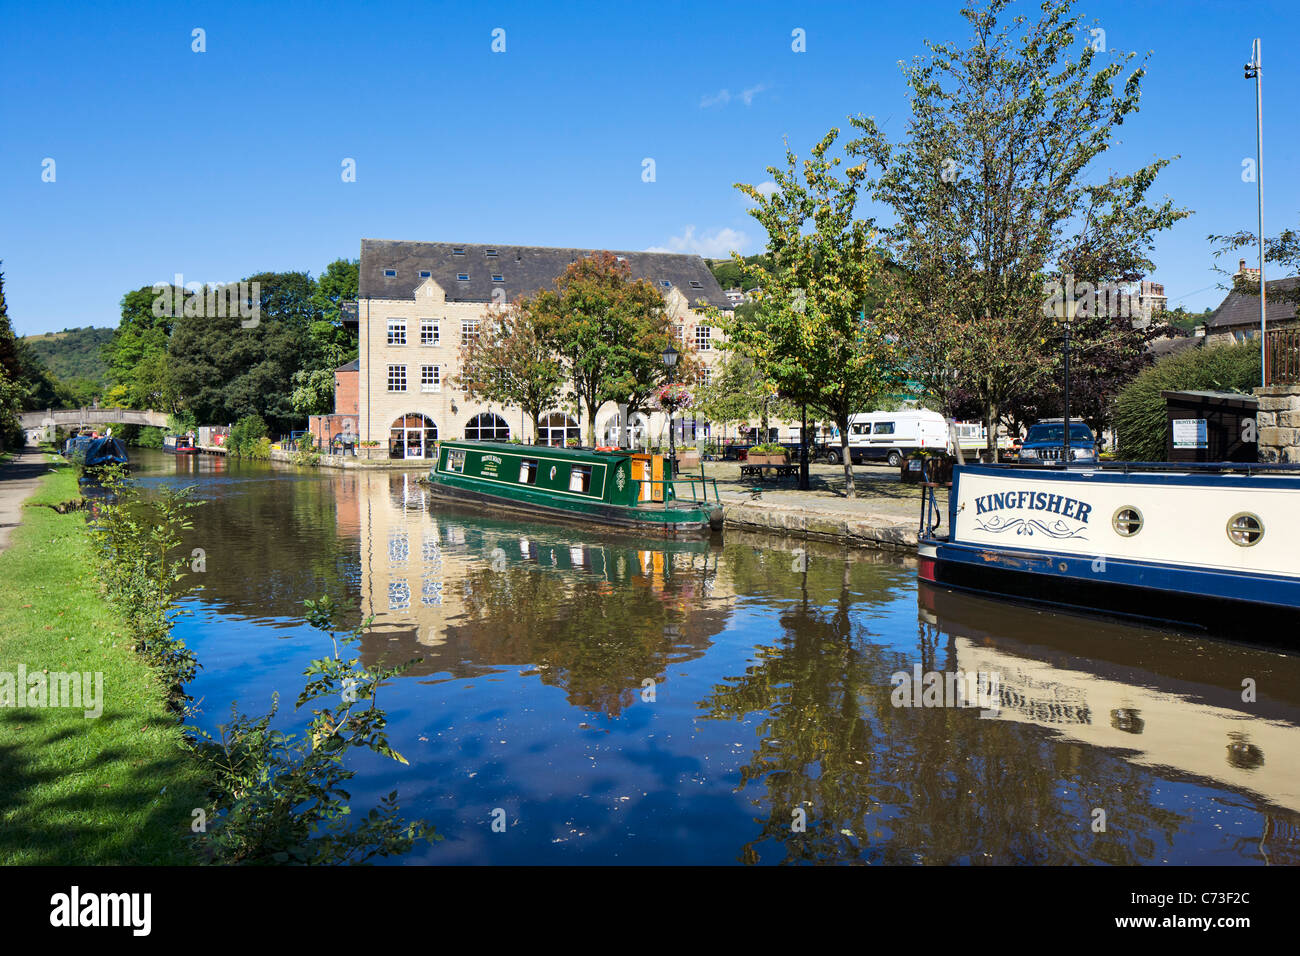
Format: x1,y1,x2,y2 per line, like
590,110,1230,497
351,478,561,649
1253,385,1300,462
268,449,422,470
721,500,920,552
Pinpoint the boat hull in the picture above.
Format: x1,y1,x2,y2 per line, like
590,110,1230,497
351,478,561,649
919,538,1300,636
424,473,722,537
921,463,1300,636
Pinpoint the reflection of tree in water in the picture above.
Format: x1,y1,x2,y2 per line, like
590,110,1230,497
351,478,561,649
702,551,1190,865
442,557,725,717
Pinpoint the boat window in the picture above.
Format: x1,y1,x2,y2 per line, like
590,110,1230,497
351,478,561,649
518,459,538,484
1227,512,1264,547
447,449,466,473
1112,507,1143,536
569,464,592,494
873,422,895,435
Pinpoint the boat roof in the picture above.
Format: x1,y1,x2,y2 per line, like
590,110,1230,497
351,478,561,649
440,440,633,462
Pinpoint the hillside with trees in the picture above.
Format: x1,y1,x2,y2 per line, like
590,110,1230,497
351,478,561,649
20,326,114,390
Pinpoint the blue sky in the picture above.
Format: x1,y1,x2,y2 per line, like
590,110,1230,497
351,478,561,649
2,0,1297,336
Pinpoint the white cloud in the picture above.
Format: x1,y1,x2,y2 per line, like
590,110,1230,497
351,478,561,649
699,83,768,109
647,226,751,259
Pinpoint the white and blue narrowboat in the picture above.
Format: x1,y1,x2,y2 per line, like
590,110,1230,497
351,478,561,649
918,462,1300,634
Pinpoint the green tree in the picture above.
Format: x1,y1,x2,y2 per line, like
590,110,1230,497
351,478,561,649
727,129,904,496
452,300,566,441
169,272,320,432
853,0,1189,459
291,258,361,416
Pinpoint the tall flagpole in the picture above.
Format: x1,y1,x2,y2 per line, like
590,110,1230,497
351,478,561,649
1246,39,1265,385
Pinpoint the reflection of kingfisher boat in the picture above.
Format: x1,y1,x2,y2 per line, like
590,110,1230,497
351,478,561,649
424,441,724,537
919,583,1300,827
918,463,1300,634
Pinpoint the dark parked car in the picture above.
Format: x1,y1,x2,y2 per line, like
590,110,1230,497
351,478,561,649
1018,421,1098,464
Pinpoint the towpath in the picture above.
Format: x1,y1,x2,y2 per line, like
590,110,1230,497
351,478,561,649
695,461,949,552
0,448,53,552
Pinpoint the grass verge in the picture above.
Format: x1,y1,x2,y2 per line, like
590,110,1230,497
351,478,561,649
0,457,206,864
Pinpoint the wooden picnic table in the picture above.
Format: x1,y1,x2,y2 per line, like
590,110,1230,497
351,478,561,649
739,463,799,480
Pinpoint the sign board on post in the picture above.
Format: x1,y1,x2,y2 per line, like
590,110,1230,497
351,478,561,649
1172,418,1208,449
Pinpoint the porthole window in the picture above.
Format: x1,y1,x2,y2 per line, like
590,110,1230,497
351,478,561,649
1227,512,1264,547
1112,507,1143,537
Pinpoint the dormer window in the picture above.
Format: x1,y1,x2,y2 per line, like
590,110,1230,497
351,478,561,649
452,248,465,255
491,274,504,282
688,280,703,289
485,249,499,257
457,273,470,281
419,270,431,278
384,269,397,277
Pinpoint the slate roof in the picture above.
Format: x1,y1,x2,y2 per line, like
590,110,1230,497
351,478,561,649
1205,277,1300,330
1146,335,1201,359
358,239,730,310
335,358,360,372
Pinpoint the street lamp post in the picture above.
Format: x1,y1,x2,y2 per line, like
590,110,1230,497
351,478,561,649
661,343,679,477
1061,316,1072,464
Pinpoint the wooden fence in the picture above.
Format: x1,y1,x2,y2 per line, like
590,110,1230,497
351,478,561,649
1266,328,1300,386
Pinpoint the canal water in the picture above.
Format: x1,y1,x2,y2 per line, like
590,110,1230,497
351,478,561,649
132,449,1300,864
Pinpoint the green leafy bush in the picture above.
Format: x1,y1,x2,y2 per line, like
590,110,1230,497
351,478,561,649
228,414,269,459
293,435,320,467
1115,343,1261,461
90,466,201,711
749,442,788,456
186,595,437,864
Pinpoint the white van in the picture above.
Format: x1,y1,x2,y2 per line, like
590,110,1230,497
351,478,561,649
830,409,949,466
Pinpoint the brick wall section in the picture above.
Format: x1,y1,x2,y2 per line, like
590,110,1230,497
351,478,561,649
335,367,358,415
1252,385,1300,462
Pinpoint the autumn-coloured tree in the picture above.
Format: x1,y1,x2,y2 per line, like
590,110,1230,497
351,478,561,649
452,300,565,442
532,252,678,445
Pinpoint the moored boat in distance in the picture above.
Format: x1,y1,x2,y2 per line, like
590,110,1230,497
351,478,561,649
918,461,1300,636
62,432,129,470
163,434,198,454
423,440,724,537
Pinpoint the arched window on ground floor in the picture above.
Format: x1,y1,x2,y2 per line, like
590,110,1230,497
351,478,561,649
390,413,438,459
465,412,510,442
538,412,580,446
600,412,650,448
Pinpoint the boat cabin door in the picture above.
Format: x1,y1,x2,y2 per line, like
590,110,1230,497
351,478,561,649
630,454,666,502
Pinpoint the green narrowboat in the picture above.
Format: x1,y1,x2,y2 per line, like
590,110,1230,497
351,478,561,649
423,441,724,537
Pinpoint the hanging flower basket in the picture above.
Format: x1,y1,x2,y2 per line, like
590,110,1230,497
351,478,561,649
655,382,693,413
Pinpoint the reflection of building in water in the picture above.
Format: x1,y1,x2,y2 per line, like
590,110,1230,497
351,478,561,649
918,587,1300,824
347,470,734,704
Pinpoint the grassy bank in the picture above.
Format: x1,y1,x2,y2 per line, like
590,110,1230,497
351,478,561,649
0,457,206,864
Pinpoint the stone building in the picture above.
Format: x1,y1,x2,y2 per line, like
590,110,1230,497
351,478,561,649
319,239,733,458
1204,259,1299,346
